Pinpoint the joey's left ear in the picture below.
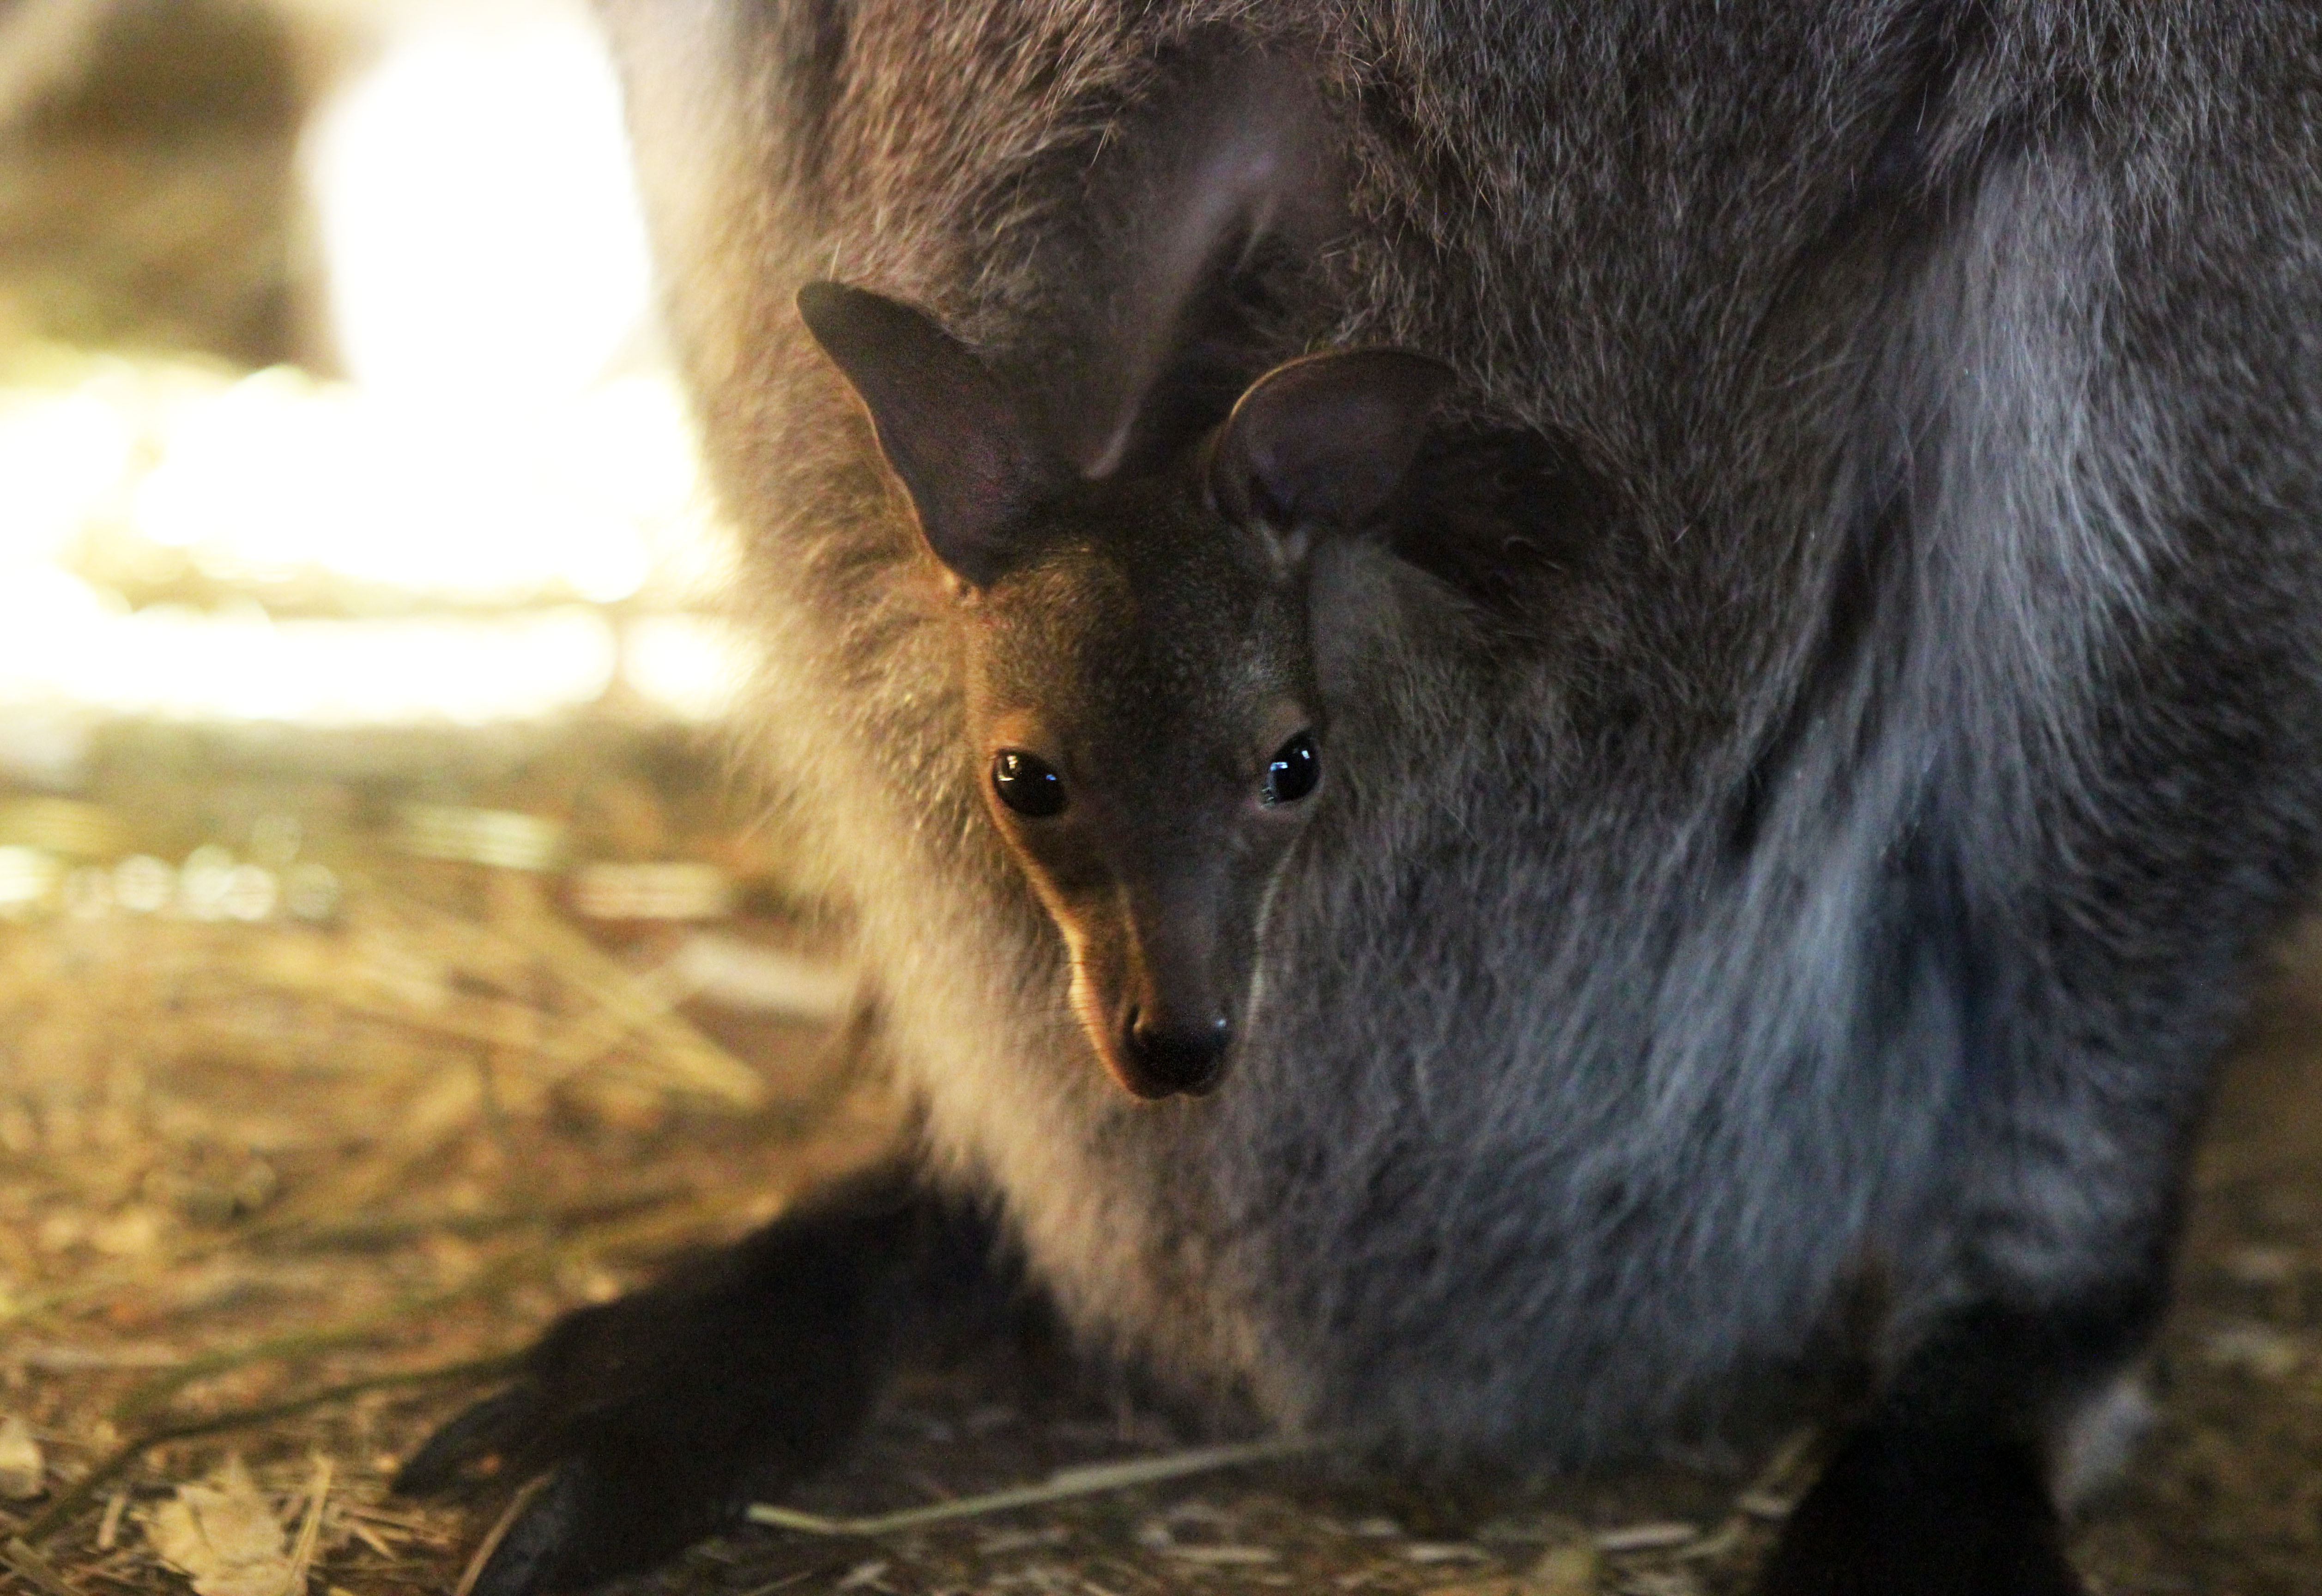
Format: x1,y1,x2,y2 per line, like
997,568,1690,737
1207,350,1457,531
798,281,1055,588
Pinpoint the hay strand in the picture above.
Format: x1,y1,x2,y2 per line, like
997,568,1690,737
744,1435,1338,1538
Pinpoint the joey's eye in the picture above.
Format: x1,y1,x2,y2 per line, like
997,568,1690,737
992,750,1067,817
1263,733,1319,805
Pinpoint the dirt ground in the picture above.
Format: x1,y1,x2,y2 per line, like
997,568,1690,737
0,722,2316,1596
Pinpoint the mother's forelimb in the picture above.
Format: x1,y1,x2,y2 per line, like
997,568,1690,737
393,1163,1011,1596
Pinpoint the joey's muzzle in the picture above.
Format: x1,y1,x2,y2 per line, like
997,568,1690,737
1065,914,1241,1100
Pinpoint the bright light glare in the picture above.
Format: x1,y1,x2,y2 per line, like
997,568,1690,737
623,615,749,723
0,583,617,729
306,1,655,408
0,579,618,724
0,381,138,565
122,364,705,605
0,1,745,731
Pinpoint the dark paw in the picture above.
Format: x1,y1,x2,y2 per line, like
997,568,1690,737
419,1446,737,1596
392,1385,545,1498
1755,1426,2084,1596
396,1352,780,1596
393,1168,959,1595
396,1287,875,1591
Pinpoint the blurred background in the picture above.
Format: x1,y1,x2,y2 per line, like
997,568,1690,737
0,0,744,742
0,9,917,1591
0,6,2318,1596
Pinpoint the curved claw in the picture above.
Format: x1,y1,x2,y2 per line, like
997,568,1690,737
459,1469,589,1596
393,1385,544,1497
457,1448,738,1596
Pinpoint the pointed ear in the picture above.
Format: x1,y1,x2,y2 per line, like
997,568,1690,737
797,281,1052,587
1066,48,1347,478
1208,350,1456,530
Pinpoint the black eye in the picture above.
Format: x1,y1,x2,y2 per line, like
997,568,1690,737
1263,733,1319,805
992,750,1067,817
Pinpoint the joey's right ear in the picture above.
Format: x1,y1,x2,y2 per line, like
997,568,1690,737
1208,349,1456,531
798,282,1052,587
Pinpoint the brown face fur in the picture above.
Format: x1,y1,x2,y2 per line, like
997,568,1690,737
961,474,1323,1098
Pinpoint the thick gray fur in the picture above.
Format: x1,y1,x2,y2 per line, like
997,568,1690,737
598,0,2322,1470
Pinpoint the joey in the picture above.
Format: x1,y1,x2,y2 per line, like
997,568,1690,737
796,280,1452,1097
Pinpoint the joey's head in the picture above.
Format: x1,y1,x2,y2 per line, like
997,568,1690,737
799,281,1451,1098
970,487,1318,1097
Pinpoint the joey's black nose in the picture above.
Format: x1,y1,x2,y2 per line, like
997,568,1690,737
1120,1010,1232,1097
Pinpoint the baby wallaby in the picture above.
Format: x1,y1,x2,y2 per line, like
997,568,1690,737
797,280,1452,1098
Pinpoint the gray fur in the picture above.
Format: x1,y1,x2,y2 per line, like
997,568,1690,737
598,0,2322,1474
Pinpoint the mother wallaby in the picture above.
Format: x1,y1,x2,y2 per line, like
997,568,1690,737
397,5,2322,1594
